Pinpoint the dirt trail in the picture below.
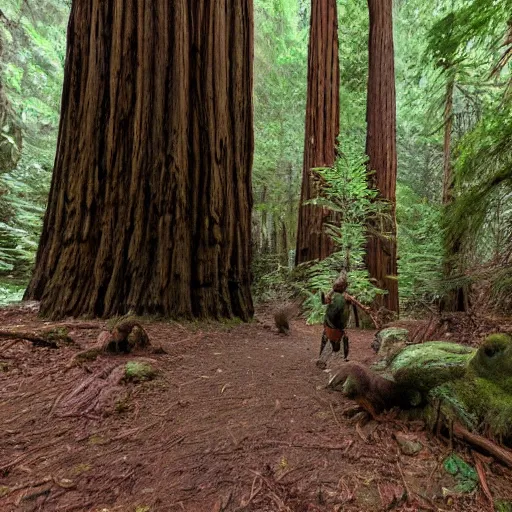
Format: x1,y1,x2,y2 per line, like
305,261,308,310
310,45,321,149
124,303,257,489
0,307,510,511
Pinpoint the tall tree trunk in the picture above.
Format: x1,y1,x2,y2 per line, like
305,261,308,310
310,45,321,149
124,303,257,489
24,0,254,321
442,75,455,205
365,0,399,313
440,72,466,312
0,16,22,172
295,0,340,265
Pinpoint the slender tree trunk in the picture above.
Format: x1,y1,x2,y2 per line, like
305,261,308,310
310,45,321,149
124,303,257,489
24,0,254,321
295,0,340,265
442,75,455,205
0,17,22,172
440,72,466,312
365,0,399,313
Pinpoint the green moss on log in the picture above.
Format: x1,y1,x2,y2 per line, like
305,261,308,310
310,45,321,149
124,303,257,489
390,341,473,392
398,335,512,439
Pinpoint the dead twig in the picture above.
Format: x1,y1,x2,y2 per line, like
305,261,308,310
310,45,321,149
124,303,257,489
240,475,263,508
0,339,22,355
473,450,494,508
1,476,53,496
356,422,370,443
330,402,341,427
266,439,351,451
396,460,411,503
48,390,68,417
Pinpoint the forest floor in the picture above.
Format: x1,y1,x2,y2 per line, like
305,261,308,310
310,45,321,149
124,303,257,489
0,305,511,512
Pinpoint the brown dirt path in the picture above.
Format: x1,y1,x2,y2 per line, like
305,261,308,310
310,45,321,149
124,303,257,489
0,306,510,511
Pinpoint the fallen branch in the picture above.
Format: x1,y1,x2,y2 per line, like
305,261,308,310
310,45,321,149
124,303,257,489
453,422,512,468
54,322,99,330
0,476,53,496
265,439,351,451
396,460,411,502
356,422,369,443
0,330,65,348
344,293,381,329
330,402,342,427
473,450,493,507
239,475,263,508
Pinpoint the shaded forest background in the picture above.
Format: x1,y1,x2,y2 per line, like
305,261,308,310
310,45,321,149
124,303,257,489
0,0,511,317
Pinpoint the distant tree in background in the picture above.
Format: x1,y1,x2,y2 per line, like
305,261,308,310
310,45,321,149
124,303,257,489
365,0,399,313
24,0,254,320
295,0,340,265
252,0,307,276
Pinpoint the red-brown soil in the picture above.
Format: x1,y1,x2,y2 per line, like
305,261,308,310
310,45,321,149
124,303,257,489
1,305,511,512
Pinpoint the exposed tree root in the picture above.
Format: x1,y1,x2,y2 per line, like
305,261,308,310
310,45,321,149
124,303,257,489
68,321,152,367
453,422,512,468
57,364,126,417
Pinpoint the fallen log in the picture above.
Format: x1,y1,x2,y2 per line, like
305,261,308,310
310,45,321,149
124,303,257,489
0,329,72,348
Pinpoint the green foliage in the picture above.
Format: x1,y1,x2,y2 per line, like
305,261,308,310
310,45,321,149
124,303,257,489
397,184,443,310
435,0,512,310
253,0,307,262
443,454,478,493
0,279,25,305
251,257,296,304
0,0,69,278
448,109,512,254
299,142,387,323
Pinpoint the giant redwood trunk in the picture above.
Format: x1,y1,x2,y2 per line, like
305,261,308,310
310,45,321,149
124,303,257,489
24,0,254,320
365,0,399,313
295,0,340,265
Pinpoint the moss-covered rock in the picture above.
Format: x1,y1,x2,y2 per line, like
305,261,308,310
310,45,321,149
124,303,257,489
425,336,512,437
398,335,512,439
124,361,157,383
372,327,410,361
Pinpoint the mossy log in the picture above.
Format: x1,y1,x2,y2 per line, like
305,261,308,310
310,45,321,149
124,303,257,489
329,334,512,450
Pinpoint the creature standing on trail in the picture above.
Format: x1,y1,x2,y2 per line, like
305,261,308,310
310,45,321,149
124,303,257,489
274,309,291,335
318,273,352,367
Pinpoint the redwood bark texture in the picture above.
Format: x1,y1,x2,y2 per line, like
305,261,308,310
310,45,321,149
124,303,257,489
365,0,399,313
295,0,340,265
24,0,254,321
